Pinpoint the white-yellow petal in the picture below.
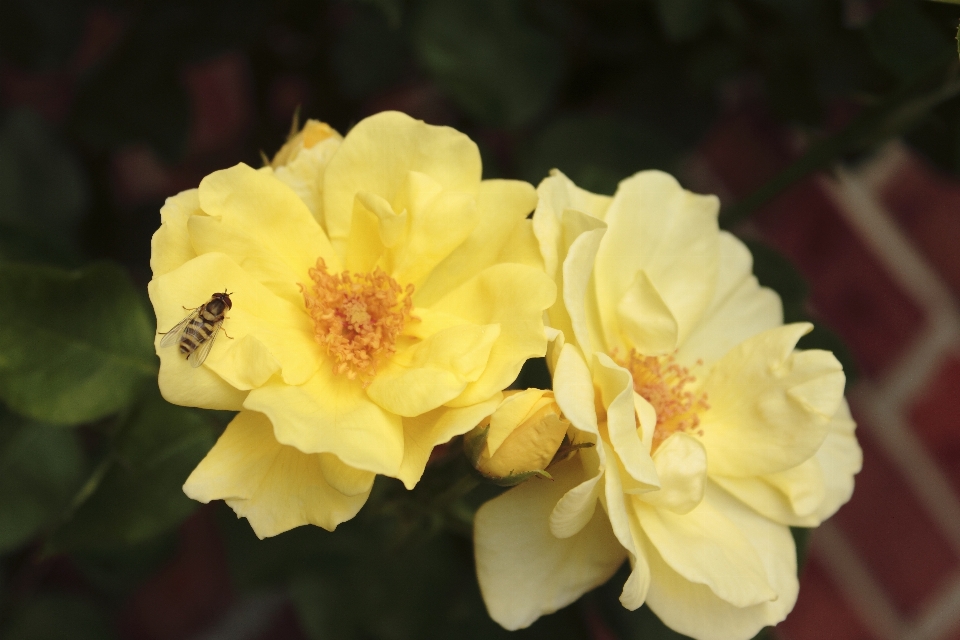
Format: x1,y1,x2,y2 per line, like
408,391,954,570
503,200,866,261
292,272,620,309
474,458,626,630
699,323,845,477
594,353,659,492
552,343,599,435
593,171,719,352
644,485,799,640
677,233,782,367
532,170,612,280
183,411,371,537
636,496,776,609
272,134,342,224
639,432,707,514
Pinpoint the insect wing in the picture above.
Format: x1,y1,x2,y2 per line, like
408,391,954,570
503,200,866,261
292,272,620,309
187,320,222,368
159,308,201,348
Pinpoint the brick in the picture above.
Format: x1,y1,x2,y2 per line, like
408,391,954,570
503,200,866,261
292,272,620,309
699,112,927,377
118,506,234,640
875,151,960,301
832,417,959,617
909,354,960,496
775,557,879,640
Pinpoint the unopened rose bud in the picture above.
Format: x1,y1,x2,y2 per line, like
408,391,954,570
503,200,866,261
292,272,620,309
465,389,570,485
271,119,339,168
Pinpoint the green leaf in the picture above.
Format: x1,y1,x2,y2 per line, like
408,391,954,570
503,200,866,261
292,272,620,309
0,261,156,426
412,0,563,128
0,418,86,553
653,0,714,42
865,1,948,82
0,109,88,257
518,115,680,196
1,595,115,640
52,392,216,550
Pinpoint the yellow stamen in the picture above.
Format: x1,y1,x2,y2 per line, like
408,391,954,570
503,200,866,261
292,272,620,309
301,258,414,384
617,349,709,452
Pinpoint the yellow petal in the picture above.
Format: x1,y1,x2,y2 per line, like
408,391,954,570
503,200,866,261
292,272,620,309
677,233,782,367
191,163,340,306
700,323,845,477
318,452,376,497
151,189,201,277
397,394,502,489
433,264,555,407
322,111,481,245
486,389,549,455
344,190,396,273
636,495,777,608
183,411,371,537
593,171,719,351
243,365,404,477
644,486,798,640
272,134,342,224
155,351,247,411
416,179,538,306
532,170,612,280
594,353,659,491
474,458,626,631
150,252,321,390
366,323,501,417
483,408,568,479
389,171,480,287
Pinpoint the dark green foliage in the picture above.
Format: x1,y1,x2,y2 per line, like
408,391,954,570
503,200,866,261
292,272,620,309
0,417,86,553
53,391,216,550
0,262,155,426
0,595,115,640
412,0,563,128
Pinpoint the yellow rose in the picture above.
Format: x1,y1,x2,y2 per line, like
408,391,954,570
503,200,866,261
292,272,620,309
148,112,556,538
466,389,574,483
473,170,862,639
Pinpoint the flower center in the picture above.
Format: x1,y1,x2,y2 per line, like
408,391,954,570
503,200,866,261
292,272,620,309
301,258,414,383
616,350,709,452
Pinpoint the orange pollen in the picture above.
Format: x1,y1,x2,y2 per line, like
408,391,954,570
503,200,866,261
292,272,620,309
616,349,710,452
301,258,414,384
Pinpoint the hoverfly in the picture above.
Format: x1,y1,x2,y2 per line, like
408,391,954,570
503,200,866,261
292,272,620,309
159,291,233,367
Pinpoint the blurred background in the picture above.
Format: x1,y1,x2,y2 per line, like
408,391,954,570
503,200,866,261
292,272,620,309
2,0,960,638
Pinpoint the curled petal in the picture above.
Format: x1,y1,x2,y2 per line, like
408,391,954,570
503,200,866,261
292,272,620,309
475,458,626,630
183,411,372,537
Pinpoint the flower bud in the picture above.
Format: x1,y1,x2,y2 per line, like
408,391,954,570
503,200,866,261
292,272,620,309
465,389,570,485
271,119,339,168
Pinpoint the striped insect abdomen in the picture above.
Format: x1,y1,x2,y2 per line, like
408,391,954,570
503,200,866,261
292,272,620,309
179,303,223,355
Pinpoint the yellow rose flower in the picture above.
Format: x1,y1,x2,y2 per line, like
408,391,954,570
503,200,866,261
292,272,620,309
473,170,862,639
466,389,572,483
148,111,556,538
